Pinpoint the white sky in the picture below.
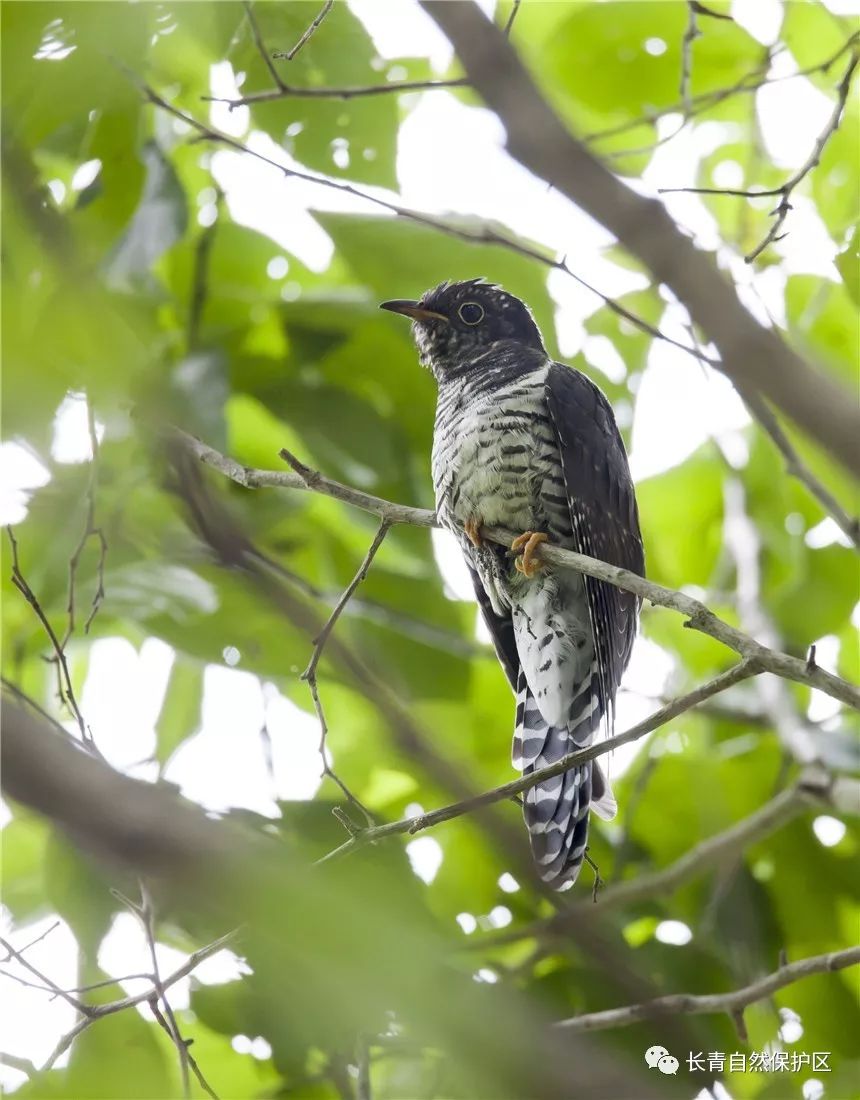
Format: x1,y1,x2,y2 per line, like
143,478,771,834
2,0,857,1086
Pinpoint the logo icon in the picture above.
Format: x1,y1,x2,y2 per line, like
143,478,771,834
645,1046,680,1075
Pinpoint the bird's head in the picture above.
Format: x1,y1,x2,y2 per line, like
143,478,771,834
380,279,545,378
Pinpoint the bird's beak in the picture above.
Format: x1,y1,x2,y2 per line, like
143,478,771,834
380,299,448,323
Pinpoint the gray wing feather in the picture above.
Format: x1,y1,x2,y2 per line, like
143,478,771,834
543,362,644,720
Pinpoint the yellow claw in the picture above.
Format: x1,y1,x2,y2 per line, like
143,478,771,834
511,531,548,577
464,516,483,548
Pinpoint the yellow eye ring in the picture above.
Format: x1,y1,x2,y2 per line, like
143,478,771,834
458,302,484,325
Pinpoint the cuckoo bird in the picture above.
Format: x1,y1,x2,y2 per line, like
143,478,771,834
382,279,644,889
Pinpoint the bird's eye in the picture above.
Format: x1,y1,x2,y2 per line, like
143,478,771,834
458,302,484,325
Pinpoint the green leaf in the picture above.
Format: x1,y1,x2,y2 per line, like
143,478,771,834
0,811,51,923
813,97,860,241
636,446,724,587
44,834,116,960
316,212,560,359
155,656,203,767
104,142,188,287
64,1006,178,1100
540,1,759,128
785,275,859,388
229,2,399,188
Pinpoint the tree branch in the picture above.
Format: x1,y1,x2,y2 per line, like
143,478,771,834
680,1,700,112
274,0,333,62
555,946,860,1033
40,930,237,1072
480,772,835,947
134,79,712,367
298,510,391,827
658,50,860,262
5,527,97,751
584,33,857,146
172,430,860,711
316,661,765,863
739,386,859,549
422,1,860,479
242,0,286,91
0,694,676,1100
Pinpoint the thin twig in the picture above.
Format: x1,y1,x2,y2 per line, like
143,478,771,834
149,995,219,1100
1,920,61,961
302,515,391,684
659,50,860,262
0,936,93,1016
298,509,391,828
171,434,860,711
315,661,764,864
479,777,860,952
0,1052,36,1077
41,930,237,1071
554,946,860,1032
135,884,191,1098
583,33,856,145
275,0,333,61
680,1,700,112
5,527,96,750
203,76,468,109
502,0,521,37
741,388,859,548
242,0,285,90
135,79,711,367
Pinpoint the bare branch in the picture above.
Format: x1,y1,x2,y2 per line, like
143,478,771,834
316,661,764,864
274,0,334,62
0,936,94,1017
300,514,391,827
172,431,860,710
134,80,711,367
1,920,61,962
680,1,700,112
278,444,435,525
203,76,468,109
659,50,860,262
586,33,857,149
242,0,286,90
555,946,860,1033
135,884,191,1098
5,527,98,751
422,2,860,477
40,930,237,1072
0,1053,36,1078
479,773,832,946
740,385,859,549
502,0,521,38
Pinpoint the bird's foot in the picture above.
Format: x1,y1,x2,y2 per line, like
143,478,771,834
511,531,549,577
464,516,484,548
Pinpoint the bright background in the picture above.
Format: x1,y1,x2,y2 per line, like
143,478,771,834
2,1,858,1098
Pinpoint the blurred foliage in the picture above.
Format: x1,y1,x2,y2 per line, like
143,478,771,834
1,2,859,1098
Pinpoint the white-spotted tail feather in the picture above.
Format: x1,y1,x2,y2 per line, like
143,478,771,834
513,666,602,889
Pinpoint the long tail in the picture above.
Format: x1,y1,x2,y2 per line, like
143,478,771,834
513,665,613,890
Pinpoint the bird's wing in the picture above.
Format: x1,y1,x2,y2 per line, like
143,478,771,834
543,362,644,722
